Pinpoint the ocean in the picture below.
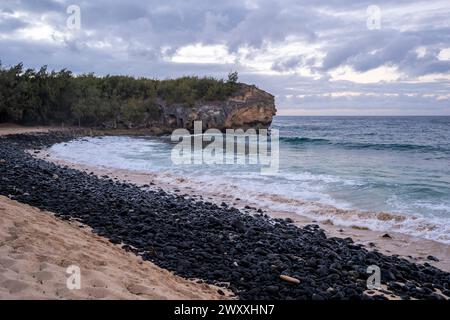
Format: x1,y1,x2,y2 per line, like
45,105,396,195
48,116,450,243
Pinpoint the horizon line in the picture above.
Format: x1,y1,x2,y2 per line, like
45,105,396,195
274,114,450,117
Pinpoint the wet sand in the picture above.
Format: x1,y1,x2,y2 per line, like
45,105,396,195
0,124,56,136
1,125,448,300
39,154,450,273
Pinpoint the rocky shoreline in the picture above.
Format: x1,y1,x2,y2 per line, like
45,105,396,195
1,131,449,300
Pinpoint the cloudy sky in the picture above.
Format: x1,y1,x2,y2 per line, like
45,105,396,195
1,0,450,115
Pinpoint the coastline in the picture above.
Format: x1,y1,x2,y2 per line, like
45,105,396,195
0,124,55,136
0,126,232,299
39,153,450,273
1,126,449,300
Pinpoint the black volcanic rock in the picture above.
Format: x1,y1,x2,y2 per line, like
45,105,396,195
0,131,449,300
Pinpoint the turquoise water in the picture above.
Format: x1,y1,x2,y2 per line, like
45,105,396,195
273,116,450,218
49,116,450,243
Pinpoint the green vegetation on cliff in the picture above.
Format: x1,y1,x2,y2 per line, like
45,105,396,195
0,63,238,126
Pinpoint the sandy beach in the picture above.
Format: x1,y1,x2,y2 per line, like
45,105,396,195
3,0,450,307
0,124,55,136
1,126,449,300
0,126,233,299
0,195,231,300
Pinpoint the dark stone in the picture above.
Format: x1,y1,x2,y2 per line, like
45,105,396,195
0,130,449,300
426,255,439,262
231,219,246,232
265,286,279,293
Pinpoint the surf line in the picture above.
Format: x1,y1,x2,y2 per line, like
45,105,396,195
170,120,280,175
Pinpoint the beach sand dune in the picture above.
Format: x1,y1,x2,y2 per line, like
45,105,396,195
0,196,231,300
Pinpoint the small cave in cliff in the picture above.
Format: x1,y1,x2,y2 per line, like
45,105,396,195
167,115,185,127
167,115,177,127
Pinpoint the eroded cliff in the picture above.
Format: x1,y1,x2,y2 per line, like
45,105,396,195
122,83,276,134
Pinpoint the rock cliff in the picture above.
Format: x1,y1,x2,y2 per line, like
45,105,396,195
122,83,276,134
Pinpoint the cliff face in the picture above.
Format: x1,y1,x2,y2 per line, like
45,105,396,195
123,84,276,134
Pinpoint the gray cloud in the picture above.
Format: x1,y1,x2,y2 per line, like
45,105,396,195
0,0,449,115
272,56,304,72
0,14,28,32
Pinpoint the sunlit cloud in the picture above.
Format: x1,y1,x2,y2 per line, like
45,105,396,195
169,43,235,64
329,65,402,84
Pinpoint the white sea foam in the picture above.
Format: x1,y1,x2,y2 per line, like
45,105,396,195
47,136,450,244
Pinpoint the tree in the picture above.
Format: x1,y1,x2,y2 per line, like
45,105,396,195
227,71,238,84
121,98,146,125
226,71,239,95
0,63,240,126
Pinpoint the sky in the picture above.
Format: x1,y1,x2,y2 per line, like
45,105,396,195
1,0,450,115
